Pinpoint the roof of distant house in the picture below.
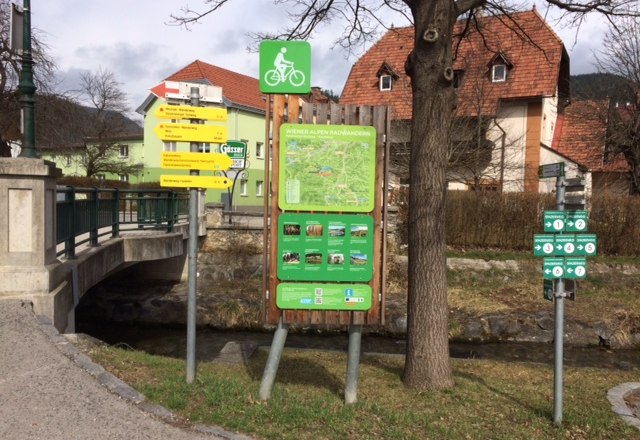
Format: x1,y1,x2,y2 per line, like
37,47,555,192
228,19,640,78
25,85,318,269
552,100,629,173
137,60,265,114
340,9,569,120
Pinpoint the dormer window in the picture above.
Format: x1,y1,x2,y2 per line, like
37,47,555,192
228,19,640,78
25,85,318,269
488,52,512,83
492,64,507,82
380,75,393,91
376,61,399,92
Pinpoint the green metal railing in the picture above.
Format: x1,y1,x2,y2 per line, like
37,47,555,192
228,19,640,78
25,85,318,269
56,187,189,259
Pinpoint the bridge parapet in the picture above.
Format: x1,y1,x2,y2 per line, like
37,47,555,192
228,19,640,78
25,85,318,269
1,158,203,332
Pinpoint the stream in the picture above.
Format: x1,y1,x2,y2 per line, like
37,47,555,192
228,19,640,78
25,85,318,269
76,320,640,371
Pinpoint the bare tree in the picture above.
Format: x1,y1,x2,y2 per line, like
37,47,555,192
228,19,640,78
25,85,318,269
596,17,640,194
171,0,640,391
68,68,143,178
0,0,56,156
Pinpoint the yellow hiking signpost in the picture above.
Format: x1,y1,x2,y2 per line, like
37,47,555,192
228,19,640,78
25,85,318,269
160,175,232,189
155,105,227,122
155,123,227,143
161,151,232,171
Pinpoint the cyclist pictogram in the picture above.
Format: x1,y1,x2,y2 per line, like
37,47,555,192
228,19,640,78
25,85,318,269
259,40,310,93
264,47,306,87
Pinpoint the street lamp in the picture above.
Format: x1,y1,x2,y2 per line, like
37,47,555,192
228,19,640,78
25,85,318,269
18,0,37,158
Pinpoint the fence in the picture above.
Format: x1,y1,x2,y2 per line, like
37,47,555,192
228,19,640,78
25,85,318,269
56,186,189,259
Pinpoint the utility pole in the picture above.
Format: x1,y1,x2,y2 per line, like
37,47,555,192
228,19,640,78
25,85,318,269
18,0,37,158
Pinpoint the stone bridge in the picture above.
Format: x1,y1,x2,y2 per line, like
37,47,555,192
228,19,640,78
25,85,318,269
0,158,205,332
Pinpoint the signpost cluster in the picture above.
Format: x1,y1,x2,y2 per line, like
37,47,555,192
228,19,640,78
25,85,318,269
152,82,236,384
535,163,597,425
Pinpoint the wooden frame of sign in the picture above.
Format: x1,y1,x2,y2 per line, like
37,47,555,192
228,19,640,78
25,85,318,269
262,94,391,327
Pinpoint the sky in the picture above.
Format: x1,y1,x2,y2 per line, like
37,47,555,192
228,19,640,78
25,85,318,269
31,1,608,116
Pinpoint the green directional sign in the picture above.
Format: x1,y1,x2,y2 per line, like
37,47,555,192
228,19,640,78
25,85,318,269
259,40,311,94
543,211,566,232
574,234,597,256
565,211,588,232
276,283,372,311
543,257,565,279
565,257,587,279
533,234,555,256
554,234,577,256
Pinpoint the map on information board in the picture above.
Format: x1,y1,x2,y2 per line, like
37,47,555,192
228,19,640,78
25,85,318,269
279,124,376,212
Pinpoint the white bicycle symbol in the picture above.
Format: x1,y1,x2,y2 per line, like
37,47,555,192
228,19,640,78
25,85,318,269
264,65,306,87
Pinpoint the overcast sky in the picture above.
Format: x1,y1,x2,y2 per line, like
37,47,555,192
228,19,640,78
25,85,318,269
31,1,607,115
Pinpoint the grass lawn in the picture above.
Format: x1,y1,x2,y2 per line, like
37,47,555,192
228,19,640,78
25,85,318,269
88,344,640,440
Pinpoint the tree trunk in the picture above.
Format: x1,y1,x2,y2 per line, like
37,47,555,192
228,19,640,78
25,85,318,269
402,0,455,390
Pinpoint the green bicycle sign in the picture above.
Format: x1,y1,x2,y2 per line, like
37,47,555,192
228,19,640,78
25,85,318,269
259,40,311,94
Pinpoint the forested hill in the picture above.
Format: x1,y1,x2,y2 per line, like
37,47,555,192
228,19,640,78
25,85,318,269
570,73,631,103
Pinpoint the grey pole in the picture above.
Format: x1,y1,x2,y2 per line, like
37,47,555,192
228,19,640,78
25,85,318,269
186,87,201,383
259,317,289,400
18,0,37,158
345,324,363,404
553,174,566,424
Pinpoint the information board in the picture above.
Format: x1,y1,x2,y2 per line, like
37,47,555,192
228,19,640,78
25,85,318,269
278,124,376,212
277,213,373,282
276,283,372,311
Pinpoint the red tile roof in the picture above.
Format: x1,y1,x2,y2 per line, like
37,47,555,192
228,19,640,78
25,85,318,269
553,100,628,172
166,60,265,111
340,9,567,120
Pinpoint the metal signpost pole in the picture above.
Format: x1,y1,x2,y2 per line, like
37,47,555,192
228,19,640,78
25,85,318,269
553,174,566,425
186,88,201,383
345,323,363,404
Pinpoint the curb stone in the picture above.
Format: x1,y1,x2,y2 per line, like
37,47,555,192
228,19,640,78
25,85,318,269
34,310,252,440
607,383,640,431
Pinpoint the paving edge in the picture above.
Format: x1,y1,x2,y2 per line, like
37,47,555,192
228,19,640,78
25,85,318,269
32,310,253,440
607,382,640,431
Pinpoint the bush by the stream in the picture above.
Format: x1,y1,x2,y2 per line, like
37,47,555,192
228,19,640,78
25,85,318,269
394,188,640,256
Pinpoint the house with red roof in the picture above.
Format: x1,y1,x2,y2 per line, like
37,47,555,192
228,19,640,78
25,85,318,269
136,60,267,209
341,9,577,193
544,99,631,195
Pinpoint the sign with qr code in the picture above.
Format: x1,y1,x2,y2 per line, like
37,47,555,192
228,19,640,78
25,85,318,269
276,283,371,311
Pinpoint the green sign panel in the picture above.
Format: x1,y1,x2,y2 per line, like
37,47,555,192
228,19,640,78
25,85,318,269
543,279,554,302
574,234,597,256
565,257,587,279
259,40,311,94
276,283,372,311
543,257,565,279
278,213,374,282
533,234,555,256
279,124,377,212
220,140,247,170
543,211,566,232
538,162,564,178
565,211,588,232
534,234,597,257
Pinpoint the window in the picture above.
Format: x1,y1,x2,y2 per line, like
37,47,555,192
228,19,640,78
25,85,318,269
256,141,264,159
119,174,129,182
198,143,211,153
256,180,263,197
65,156,72,166
240,179,248,196
379,75,393,91
453,70,464,89
119,144,129,157
164,142,176,152
492,64,507,82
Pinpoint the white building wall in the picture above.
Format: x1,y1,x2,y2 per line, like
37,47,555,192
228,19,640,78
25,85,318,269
487,102,528,192
540,93,559,147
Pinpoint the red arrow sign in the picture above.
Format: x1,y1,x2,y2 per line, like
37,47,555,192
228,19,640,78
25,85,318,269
150,82,180,99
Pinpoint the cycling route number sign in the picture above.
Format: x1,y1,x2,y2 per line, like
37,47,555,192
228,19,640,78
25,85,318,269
259,40,311,94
